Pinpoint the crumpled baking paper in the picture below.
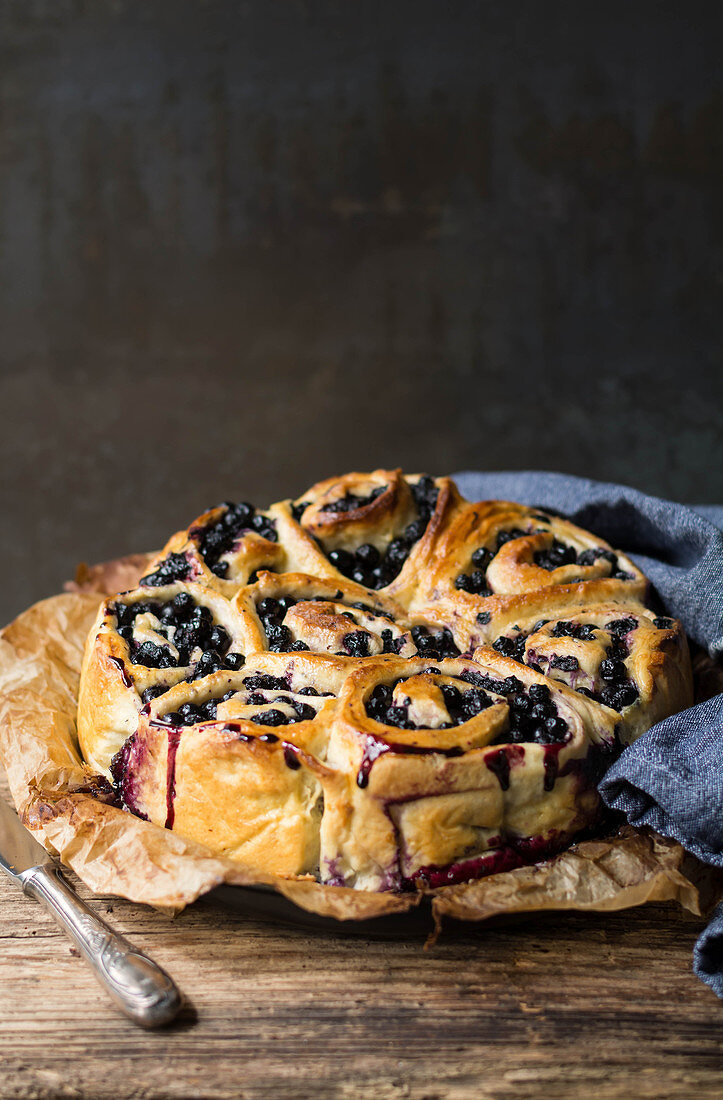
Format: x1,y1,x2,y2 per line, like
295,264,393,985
0,554,718,926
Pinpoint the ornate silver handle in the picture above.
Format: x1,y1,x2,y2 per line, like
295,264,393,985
20,865,183,1028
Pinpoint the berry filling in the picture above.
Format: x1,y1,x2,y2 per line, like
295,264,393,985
458,671,569,745
365,671,568,744
319,476,439,590
320,486,386,514
255,594,394,654
455,528,634,593
235,672,333,726
409,626,460,659
365,677,493,729
193,501,277,578
531,541,634,579
454,528,533,595
291,501,310,522
139,553,193,587
254,592,458,660
113,593,243,675
162,690,239,726
572,546,634,580
492,616,641,712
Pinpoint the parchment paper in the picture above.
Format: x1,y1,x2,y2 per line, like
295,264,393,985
0,554,718,926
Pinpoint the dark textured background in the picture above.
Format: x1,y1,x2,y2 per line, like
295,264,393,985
1,1,721,624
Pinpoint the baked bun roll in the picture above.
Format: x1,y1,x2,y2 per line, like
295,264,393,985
79,471,693,891
318,654,618,890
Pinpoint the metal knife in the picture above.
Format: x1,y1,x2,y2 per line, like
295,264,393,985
0,797,183,1028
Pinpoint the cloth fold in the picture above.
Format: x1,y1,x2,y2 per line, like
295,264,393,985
453,470,723,997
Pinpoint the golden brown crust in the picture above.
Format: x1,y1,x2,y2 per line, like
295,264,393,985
77,471,694,893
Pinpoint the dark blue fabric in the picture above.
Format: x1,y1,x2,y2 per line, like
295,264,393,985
452,470,723,998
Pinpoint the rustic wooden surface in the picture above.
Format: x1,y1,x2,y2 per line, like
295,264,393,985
0,767,721,1100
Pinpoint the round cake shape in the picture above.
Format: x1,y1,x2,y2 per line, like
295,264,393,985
77,470,694,893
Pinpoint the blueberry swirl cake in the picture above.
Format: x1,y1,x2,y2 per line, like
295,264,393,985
78,470,693,891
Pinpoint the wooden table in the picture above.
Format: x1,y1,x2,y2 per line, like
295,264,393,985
1,774,721,1100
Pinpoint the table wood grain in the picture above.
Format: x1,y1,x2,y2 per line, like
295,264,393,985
0,773,721,1100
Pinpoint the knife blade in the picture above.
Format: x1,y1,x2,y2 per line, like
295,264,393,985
0,797,183,1028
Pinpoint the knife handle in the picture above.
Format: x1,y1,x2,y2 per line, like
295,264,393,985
21,864,183,1028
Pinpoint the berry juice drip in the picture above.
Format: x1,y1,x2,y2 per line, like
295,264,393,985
356,737,463,789
165,728,182,829
108,655,133,688
543,744,561,791
484,748,511,790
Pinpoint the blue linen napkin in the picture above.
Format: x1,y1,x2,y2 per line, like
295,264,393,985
452,470,723,998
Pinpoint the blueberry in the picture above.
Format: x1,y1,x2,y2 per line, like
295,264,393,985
258,598,283,622
251,709,288,726
550,655,579,671
356,544,380,567
461,689,490,718
244,673,288,691
441,684,462,710
265,622,291,645
471,547,493,569
328,548,355,574
381,629,403,654
434,629,460,657
189,606,213,631
223,652,244,670
266,624,293,651
139,552,192,587
404,520,426,543
208,625,231,655
132,641,176,669
496,527,527,548
141,685,167,705
343,631,371,657
605,617,638,636
617,682,639,706
599,680,639,710
653,616,675,629
543,717,567,734
476,611,491,625
178,702,203,725
493,636,520,659
321,487,386,514
197,501,277,569
600,658,626,681
191,651,222,679
291,700,317,722
534,539,577,571
386,539,409,567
